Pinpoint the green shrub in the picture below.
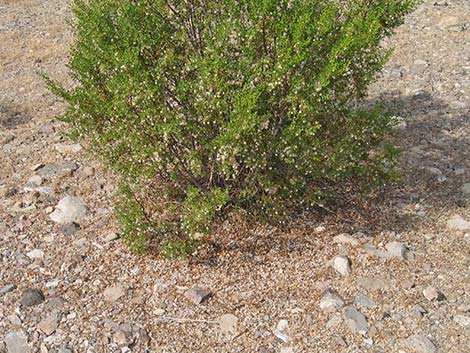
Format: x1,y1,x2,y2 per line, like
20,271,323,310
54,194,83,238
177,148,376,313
46,0,416,256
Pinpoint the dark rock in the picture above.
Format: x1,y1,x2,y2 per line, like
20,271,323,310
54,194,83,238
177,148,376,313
185,287,213,304
20,288,45,307
60,222,81,236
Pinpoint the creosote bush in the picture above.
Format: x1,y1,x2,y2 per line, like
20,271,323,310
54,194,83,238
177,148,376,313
46,0,417,257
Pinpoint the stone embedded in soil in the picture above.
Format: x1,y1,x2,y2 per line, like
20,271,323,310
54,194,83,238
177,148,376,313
26,175,43,186
402,335,437,353
332,233,360,246
461,183,470,195
385,241,408,259
454,314,470,327
50,196,88,224
217,314,238,333
60,222,81,236
113,330,131,346
423,286,444,302
103,232,120,242
15,253,31,266
20,288,45,307
37,312,61,336
37,162,78,178
447,215,470,231
354,293,376,309
185,287,213,305
358,277,389,291
343,306,368,335
332,255,352,276
26,249,44,260
3,331,29,353
273,319,291,343
104,286,126,302
0,284,17,296
319,289,345,313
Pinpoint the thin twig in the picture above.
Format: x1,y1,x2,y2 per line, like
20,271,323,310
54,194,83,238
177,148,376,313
156,316,218,324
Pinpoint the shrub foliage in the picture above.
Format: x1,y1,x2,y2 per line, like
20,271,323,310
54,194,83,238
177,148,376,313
47,0,416,256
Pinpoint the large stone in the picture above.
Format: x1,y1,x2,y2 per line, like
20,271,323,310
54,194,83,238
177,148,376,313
185,287,212,305
332,255,352,276
50,196,88,224
37,162,78,178
319,289,345,313
3,331,29,353
447,215,470,231
20,288,45,307
104,286,126,302
343,306,368,335
402,335,437,353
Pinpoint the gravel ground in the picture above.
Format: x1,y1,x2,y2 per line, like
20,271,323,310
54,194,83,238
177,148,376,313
1,1,469,352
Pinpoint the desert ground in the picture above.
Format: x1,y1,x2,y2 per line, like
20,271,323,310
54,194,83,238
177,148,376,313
1,0,469,352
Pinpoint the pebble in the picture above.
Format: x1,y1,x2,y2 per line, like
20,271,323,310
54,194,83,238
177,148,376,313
50,196,89,224
354,293,376,308
385,241,408,259
0,284,17,296
3,331,29,353
217,314,238,333
113,330,131,346
319,289,345,313
30,163,44,171
54,143,82,154
37,312,61,336
461,183,470,195
26,175,43,186
103,232,120,242
343,306,368,335
332,255,352,276
60,222,81,236
447,215,470,231
402,335,437,353
184,287,212,305
103,286,126,302
273,319,291,343
15,253,31,266
26,249,45,260
332,233,360,246
358,277,389,291
20,288,45,307
423,286,444,301
453,314,470,327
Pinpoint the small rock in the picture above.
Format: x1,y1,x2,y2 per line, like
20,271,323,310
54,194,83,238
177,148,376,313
184,287,212,304
385,241,408,259
439,15,465,31
343,306,368,335
31,163,45,171
454,314,470,327
462,183,470,195
50,196,88,224
4,331,29,353
354,293,376,308
103,232,120,242
113,330,131,346
26,175,43,187
104,286,126,302
423,286,444,301
58,348,73,353
358,277,389,291
20,288,45,307
332,255,352,276
319,289,345,313
7,314,22,327
37,162,78,178
332,233,360,246
402,335,437,353
60,222,81,236
273,319,291,343
26,249,44,260
280,347,295,353
325,315,342,330
15,253,31,266
37,313,60,336
447,215,470,231
0,284,17,296
54,143,82,154
401,279,415,290
217,314,238,333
